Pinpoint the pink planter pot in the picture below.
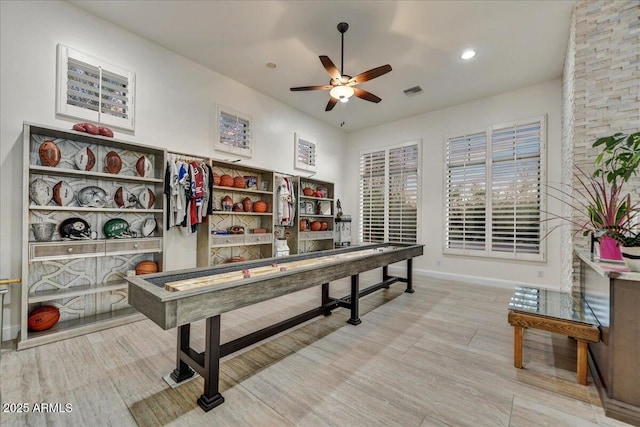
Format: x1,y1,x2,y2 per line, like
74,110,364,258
599,235,623,261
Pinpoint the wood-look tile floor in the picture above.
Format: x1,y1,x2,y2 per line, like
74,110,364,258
0,270,632,426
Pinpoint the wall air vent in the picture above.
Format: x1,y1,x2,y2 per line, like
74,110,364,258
403,85,423,96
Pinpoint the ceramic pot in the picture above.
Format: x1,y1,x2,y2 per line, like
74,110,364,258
242,197,252,212
31,223,56,241
621,246,640,272
599,235,623,261
310,221,322,231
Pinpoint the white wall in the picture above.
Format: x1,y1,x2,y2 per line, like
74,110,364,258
344,79,565,289
0,0,347,340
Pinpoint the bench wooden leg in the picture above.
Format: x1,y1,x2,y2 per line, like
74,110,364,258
577,340,588,385
514,326,524,368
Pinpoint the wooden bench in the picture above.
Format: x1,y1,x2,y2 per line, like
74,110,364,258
507,286,600,385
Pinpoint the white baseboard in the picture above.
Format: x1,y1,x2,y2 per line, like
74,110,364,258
387,265,562,291
2,323,19,343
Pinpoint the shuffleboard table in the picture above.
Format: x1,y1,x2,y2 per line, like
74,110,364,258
126,242,424,411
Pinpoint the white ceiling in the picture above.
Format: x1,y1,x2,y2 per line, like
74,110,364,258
68,0,575,132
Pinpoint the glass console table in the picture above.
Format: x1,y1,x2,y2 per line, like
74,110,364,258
507,286,600,385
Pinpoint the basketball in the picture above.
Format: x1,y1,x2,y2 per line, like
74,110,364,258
38,140,61,167
105,151,122,174
233,176,246,188
220,174,234,187
136,260,158,275
253,200,267,213
28,305,60,331
213,173,220,186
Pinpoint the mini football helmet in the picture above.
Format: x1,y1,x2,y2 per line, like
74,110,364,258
59,218,97,240
104,218,136,239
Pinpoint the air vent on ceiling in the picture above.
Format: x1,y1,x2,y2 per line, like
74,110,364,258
403,85,423,96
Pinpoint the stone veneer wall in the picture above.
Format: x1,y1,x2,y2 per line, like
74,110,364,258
563,0,640,287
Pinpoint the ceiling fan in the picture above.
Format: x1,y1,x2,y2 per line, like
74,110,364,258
290,22,392,112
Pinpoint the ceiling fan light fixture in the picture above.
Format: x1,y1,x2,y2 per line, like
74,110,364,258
330,85,354,101
461,49,476,60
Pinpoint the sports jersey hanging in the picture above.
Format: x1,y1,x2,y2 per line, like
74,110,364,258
164,155,213,234
276,174,295,226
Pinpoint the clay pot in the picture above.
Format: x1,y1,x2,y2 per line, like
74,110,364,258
242,197,252,212
303,187,314,196
300,219,309,231
220,174,234,187
310,221,322,231
213,173,220,186
320,222,328,231
233,176,246,188
253,200,267,213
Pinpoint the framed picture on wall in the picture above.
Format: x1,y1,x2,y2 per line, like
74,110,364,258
214,104,253,158
294,133,317,173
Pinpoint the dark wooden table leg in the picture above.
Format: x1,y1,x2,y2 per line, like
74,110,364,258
321,282,331,316
514,326,524,369
347,274,361,325
382,266,390,288
170,324,196,383
405,258,415,293
197,315,225,411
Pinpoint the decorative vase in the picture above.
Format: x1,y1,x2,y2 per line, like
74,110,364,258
621,247,640,272
599,236,623,261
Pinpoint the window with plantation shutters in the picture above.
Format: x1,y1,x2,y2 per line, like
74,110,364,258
444,116,546,261
294,133,317,172
359,141,420,244
56,44,135,131
215,105,253,158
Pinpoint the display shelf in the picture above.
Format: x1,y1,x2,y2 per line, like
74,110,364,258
30,165,163,184
21,121,165,348
29,206,163,213
18,308,145,350
197,160,275,266
28,280,129,303
292,177,336,254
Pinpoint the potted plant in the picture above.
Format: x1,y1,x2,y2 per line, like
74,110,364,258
592,131,640,265
544,131,640,262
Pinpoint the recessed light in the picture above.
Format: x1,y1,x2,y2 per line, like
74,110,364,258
266,62,277,69
461,49,476,60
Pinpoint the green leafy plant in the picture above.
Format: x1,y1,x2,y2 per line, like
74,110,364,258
593,132,640,185
608,230,640,247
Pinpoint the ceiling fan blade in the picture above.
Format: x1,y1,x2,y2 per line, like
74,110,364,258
319,56,341,81
353,88,382,103
290,85,332,91
325,97,338,111
348,64,392,85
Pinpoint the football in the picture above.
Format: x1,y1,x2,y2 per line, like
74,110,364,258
138,188,155,209
52,181,74,206
114,186,135,208
98,126,114,137
135,260,158,275
73,147,96,171
38,140,61,167
105,151,122,174
141,218,157,237
29,178,52,205
28,305,60,331
136,156,153,177
72,122,99,135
